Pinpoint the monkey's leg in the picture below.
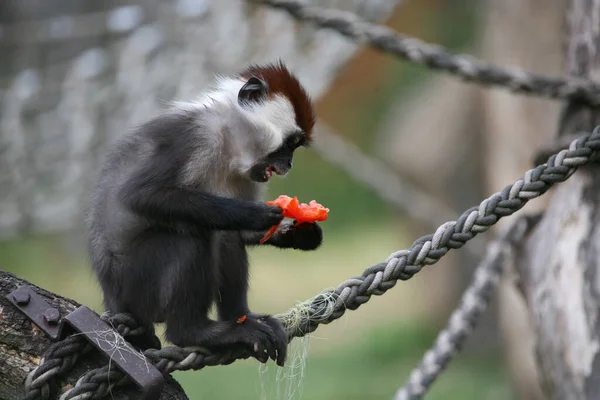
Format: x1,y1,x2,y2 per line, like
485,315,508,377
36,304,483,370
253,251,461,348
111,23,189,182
157,233,219,346
212,232,288,365
216,233,250,320
161,232,286,365
104,231,191,350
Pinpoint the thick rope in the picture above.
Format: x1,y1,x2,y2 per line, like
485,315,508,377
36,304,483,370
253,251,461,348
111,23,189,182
393,215,538,400
23,336,92,400
45,127,600,399
248,0,600,106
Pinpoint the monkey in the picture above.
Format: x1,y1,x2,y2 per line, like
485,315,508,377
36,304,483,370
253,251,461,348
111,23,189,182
85,61,321,366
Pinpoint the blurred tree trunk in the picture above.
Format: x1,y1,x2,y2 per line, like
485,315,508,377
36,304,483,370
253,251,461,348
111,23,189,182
0,270,187,400
515,0,600,398
478,0,566,398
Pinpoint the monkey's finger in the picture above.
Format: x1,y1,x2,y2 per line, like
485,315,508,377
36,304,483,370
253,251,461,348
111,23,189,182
253,323,278,362
276,346,287,367
261,335,278,363
261,320,287,366
274,336,287,366
253,341,269,363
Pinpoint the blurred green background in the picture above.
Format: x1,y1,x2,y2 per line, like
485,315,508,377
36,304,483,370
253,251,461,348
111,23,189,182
0,0,516,398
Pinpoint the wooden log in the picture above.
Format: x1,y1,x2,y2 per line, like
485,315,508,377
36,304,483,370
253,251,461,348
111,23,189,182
0,270,188,400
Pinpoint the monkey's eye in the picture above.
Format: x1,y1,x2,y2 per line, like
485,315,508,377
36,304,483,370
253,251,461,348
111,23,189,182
288,133,305,148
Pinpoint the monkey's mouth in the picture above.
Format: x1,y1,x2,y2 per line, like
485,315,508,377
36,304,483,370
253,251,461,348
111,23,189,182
250,163,286,182
264,165,282,180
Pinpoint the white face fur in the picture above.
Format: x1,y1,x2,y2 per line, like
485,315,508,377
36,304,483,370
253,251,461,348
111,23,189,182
173,76,301,176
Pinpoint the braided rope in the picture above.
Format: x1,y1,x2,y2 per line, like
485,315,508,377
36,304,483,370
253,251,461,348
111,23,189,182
58,346,252,400
249,0,600,106
52,127,600,399
394,215,537,400
23,336,92,400
22,312,157,400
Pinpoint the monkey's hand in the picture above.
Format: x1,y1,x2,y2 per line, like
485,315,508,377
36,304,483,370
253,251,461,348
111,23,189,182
240,203,284,231
272,220,323,250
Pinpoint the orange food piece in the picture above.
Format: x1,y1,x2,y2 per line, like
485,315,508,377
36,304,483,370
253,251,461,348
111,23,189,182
268,195,297,211
259,195,329,244
295,200,330,224
260,225,279,245
237,314,247,324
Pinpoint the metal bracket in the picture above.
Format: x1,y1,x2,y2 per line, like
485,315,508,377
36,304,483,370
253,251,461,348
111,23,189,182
61,305,165,399
6,284,63,339
6,285,165,400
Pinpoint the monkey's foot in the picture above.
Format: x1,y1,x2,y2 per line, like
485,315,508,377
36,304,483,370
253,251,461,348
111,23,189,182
169,314,288,366
127,329,163,351
236,312,288,365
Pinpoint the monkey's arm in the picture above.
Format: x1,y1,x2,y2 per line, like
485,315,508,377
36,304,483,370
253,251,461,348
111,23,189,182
243,220,322,250
119,155,282,231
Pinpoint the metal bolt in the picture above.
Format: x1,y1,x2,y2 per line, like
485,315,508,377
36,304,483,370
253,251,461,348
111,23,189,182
12,290,31,305
43,308,61,325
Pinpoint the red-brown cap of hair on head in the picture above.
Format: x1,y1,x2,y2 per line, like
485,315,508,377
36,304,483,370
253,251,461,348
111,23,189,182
239,61,316,141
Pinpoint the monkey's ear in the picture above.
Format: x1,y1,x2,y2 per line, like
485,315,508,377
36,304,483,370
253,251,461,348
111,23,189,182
238,77,268,105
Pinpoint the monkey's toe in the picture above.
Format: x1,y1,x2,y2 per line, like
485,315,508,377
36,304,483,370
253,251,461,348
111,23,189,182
246,313,287,366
